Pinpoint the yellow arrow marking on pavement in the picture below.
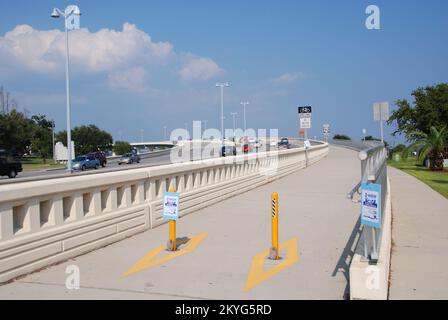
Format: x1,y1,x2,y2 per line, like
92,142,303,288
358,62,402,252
122,232,208,277
244,237,299,292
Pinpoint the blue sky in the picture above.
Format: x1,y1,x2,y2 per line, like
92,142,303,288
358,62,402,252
1,0,447,144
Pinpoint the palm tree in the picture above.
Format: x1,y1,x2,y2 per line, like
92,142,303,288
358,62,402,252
402,126,447,170
402,126,448,170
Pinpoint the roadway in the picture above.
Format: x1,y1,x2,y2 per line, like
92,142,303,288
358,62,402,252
0,146,360,300
0,140,307,185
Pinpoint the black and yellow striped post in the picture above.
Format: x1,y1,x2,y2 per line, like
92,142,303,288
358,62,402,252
167,187,177,251
269,192,279,260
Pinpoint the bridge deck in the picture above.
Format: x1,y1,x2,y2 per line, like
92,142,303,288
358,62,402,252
0,146,361,300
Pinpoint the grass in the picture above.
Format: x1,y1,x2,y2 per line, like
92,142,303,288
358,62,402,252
21,157,65,172
388,158,448,199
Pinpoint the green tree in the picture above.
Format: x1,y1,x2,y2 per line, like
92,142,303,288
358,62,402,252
0,110,34,157
333,134,351,140
402,126,447,170
388,83,448,142
113,141,132,155
30,115,54,163
56,125,113,155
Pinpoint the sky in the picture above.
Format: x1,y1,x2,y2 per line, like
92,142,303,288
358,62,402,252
0,0,447,144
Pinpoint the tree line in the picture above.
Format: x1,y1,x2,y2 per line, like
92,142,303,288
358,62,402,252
0,110,132,162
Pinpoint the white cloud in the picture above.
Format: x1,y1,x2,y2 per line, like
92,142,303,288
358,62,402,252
0,23,223,91
271,72,303,85
179,55,224,81
0,23,173,74
107,67,147,92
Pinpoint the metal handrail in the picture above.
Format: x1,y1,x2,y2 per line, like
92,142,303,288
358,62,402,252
347,181,362,203
345,142,388,263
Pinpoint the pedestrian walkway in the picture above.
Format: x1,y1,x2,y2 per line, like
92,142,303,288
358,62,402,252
0,147,361,300
388,167,448,300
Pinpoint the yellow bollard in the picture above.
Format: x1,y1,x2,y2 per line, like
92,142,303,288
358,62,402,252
270,192,279,260
167,188,177,251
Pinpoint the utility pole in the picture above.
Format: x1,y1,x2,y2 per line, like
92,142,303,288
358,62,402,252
240,101,249,132
216,83,230,146
230,112,237,140
52,121,56,163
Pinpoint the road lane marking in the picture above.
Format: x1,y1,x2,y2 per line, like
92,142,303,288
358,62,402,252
244,237,299,292
122,232,208,277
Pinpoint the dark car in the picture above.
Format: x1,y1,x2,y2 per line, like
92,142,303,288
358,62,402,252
88,151,107,167
0,157,23,178
220,145,237,157
278,138,290,149
118,153,141,165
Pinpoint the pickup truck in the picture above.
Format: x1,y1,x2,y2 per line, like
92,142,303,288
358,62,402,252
0,158,23,178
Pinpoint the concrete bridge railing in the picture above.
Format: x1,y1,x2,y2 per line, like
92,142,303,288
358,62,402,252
0,142,328,283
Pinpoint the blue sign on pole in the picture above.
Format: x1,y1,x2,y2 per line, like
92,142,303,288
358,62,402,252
360,183,381,229
163,192,179,221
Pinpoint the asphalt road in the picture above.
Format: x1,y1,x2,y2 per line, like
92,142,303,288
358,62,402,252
0,140,307,185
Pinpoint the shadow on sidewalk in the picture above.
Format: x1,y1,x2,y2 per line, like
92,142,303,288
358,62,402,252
332,216,362,300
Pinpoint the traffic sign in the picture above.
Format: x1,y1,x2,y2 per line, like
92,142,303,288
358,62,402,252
298,106,312,118
300,117,311,129
373,102,389,121
163,191,180,221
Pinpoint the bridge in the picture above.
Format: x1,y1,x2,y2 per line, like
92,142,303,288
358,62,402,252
0,140,446,300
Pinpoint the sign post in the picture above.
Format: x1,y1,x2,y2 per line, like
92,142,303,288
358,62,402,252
163,188,180,251
360,182,381,261
323,124,330,143
299,106,312,166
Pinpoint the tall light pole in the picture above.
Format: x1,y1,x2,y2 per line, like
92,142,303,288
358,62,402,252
51,5,81,172
240,101,249,132
163,126,167,141
52,121,56,163
216,82,230,145
230,112,237,140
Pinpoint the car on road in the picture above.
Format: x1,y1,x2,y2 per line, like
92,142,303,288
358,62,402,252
72,155,100,171
118,153,141,165
242,144,252,154
0,157,23,178
88,151,107,167
220,145,237,157
278,137,291,149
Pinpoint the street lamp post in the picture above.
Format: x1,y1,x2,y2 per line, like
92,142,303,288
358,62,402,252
216,83,230,146
163,126,167,141
51,5,81,173
240,101,249,132
230,112,237,140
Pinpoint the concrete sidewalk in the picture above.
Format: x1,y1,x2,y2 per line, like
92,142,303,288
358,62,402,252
388,167,448,300
0,146,361,300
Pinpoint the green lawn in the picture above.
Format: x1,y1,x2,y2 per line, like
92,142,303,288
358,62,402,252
21,157,65,172
388,158,448,199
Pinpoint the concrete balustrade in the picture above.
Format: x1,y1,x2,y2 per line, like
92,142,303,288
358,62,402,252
0,142,328,283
